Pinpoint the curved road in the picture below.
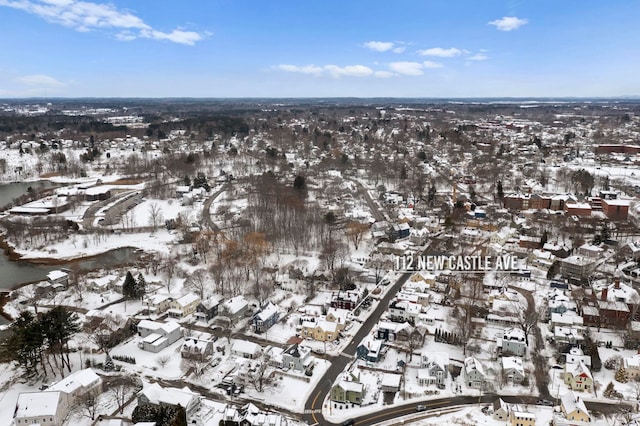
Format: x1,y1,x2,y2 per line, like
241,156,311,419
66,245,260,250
302,272,411,425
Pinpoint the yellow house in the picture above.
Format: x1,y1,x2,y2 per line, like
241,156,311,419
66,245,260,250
564,361,593,392
326,308,349,325
301,319,343,342
169,292,201,318
510,410,535,426
560,391,591,423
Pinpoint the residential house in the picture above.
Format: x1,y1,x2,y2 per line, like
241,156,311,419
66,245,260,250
181,337,215,361
48,368,102,403
168,292,201,319
554,326,584,345
559,391,591,422
376,321,399,341
330,290,361,310
356,338,384,363
281,344,312,372
231,340,262,359
418,352,449,386
510,410,536,426
326,307,350,325
493,398,510,421
241,402,286,426
252,302,280,334
388,299,421,323
138,383,201,419
560,256,598,281
330,380,364,406
502,357,525,385
565,347,591,367
301,319,342,342
14,391,66,426
46,270,69,287
564,361,594,392
464,356,486,389
136,320,183,353
380,373,402,393
195,296,221,321
143,294,173,316
221,295,249,325
498,327,527,357
623,354,640,380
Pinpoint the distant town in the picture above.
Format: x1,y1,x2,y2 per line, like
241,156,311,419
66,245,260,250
1,98,640,426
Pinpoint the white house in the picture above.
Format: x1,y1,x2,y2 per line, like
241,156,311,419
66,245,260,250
231,340,262,359
137,320,183,353
138,383,201,419
14,391,65,426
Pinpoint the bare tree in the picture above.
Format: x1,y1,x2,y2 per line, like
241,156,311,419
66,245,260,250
162,254,177,292
106,375,138,415
148,202,164,234
156,354,171,368
69,391,104,421
186,268,209,299
345,221,369,250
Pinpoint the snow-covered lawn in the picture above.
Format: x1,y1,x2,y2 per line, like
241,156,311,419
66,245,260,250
16,229,175,260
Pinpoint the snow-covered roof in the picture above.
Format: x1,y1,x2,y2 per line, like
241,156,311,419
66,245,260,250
223,295,248,314
232,340,261,356
502,356,524,373
503,327,525,341
49,368,101,394
15,391,62,417
464,356,484,376
337,380,363,393
255,302,279,321
560,390,589,417
175,292,200,307
380,373,402,388
141,383,199,409
47,270,68,281
567,361,592,380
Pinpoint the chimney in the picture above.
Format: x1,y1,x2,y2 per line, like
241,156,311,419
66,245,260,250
614,276,620,290
601,287,608,302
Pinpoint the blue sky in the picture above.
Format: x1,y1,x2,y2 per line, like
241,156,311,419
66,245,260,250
1,0,639,98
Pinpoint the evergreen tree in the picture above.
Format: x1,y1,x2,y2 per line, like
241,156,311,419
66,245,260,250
603,381,615,398
136,273,147,299
497,180,504,200
40,306,81,376
123,271,137,299
0,311,45,378
104,354,114,372
615,365,629,383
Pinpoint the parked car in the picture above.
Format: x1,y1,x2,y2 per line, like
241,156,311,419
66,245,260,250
416,405,427,412
342,419,355,426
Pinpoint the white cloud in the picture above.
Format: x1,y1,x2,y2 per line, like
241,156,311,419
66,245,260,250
468,53,488,61
374,70,395,78
0,0,204,45
418,47,462,57
16,74,65,87
275,64,323,75
389,61,424,76
363,41,394,52
275,64,373,78
392,46,406,54
324,65,373,78
488,16,528,31
423,61,443,69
